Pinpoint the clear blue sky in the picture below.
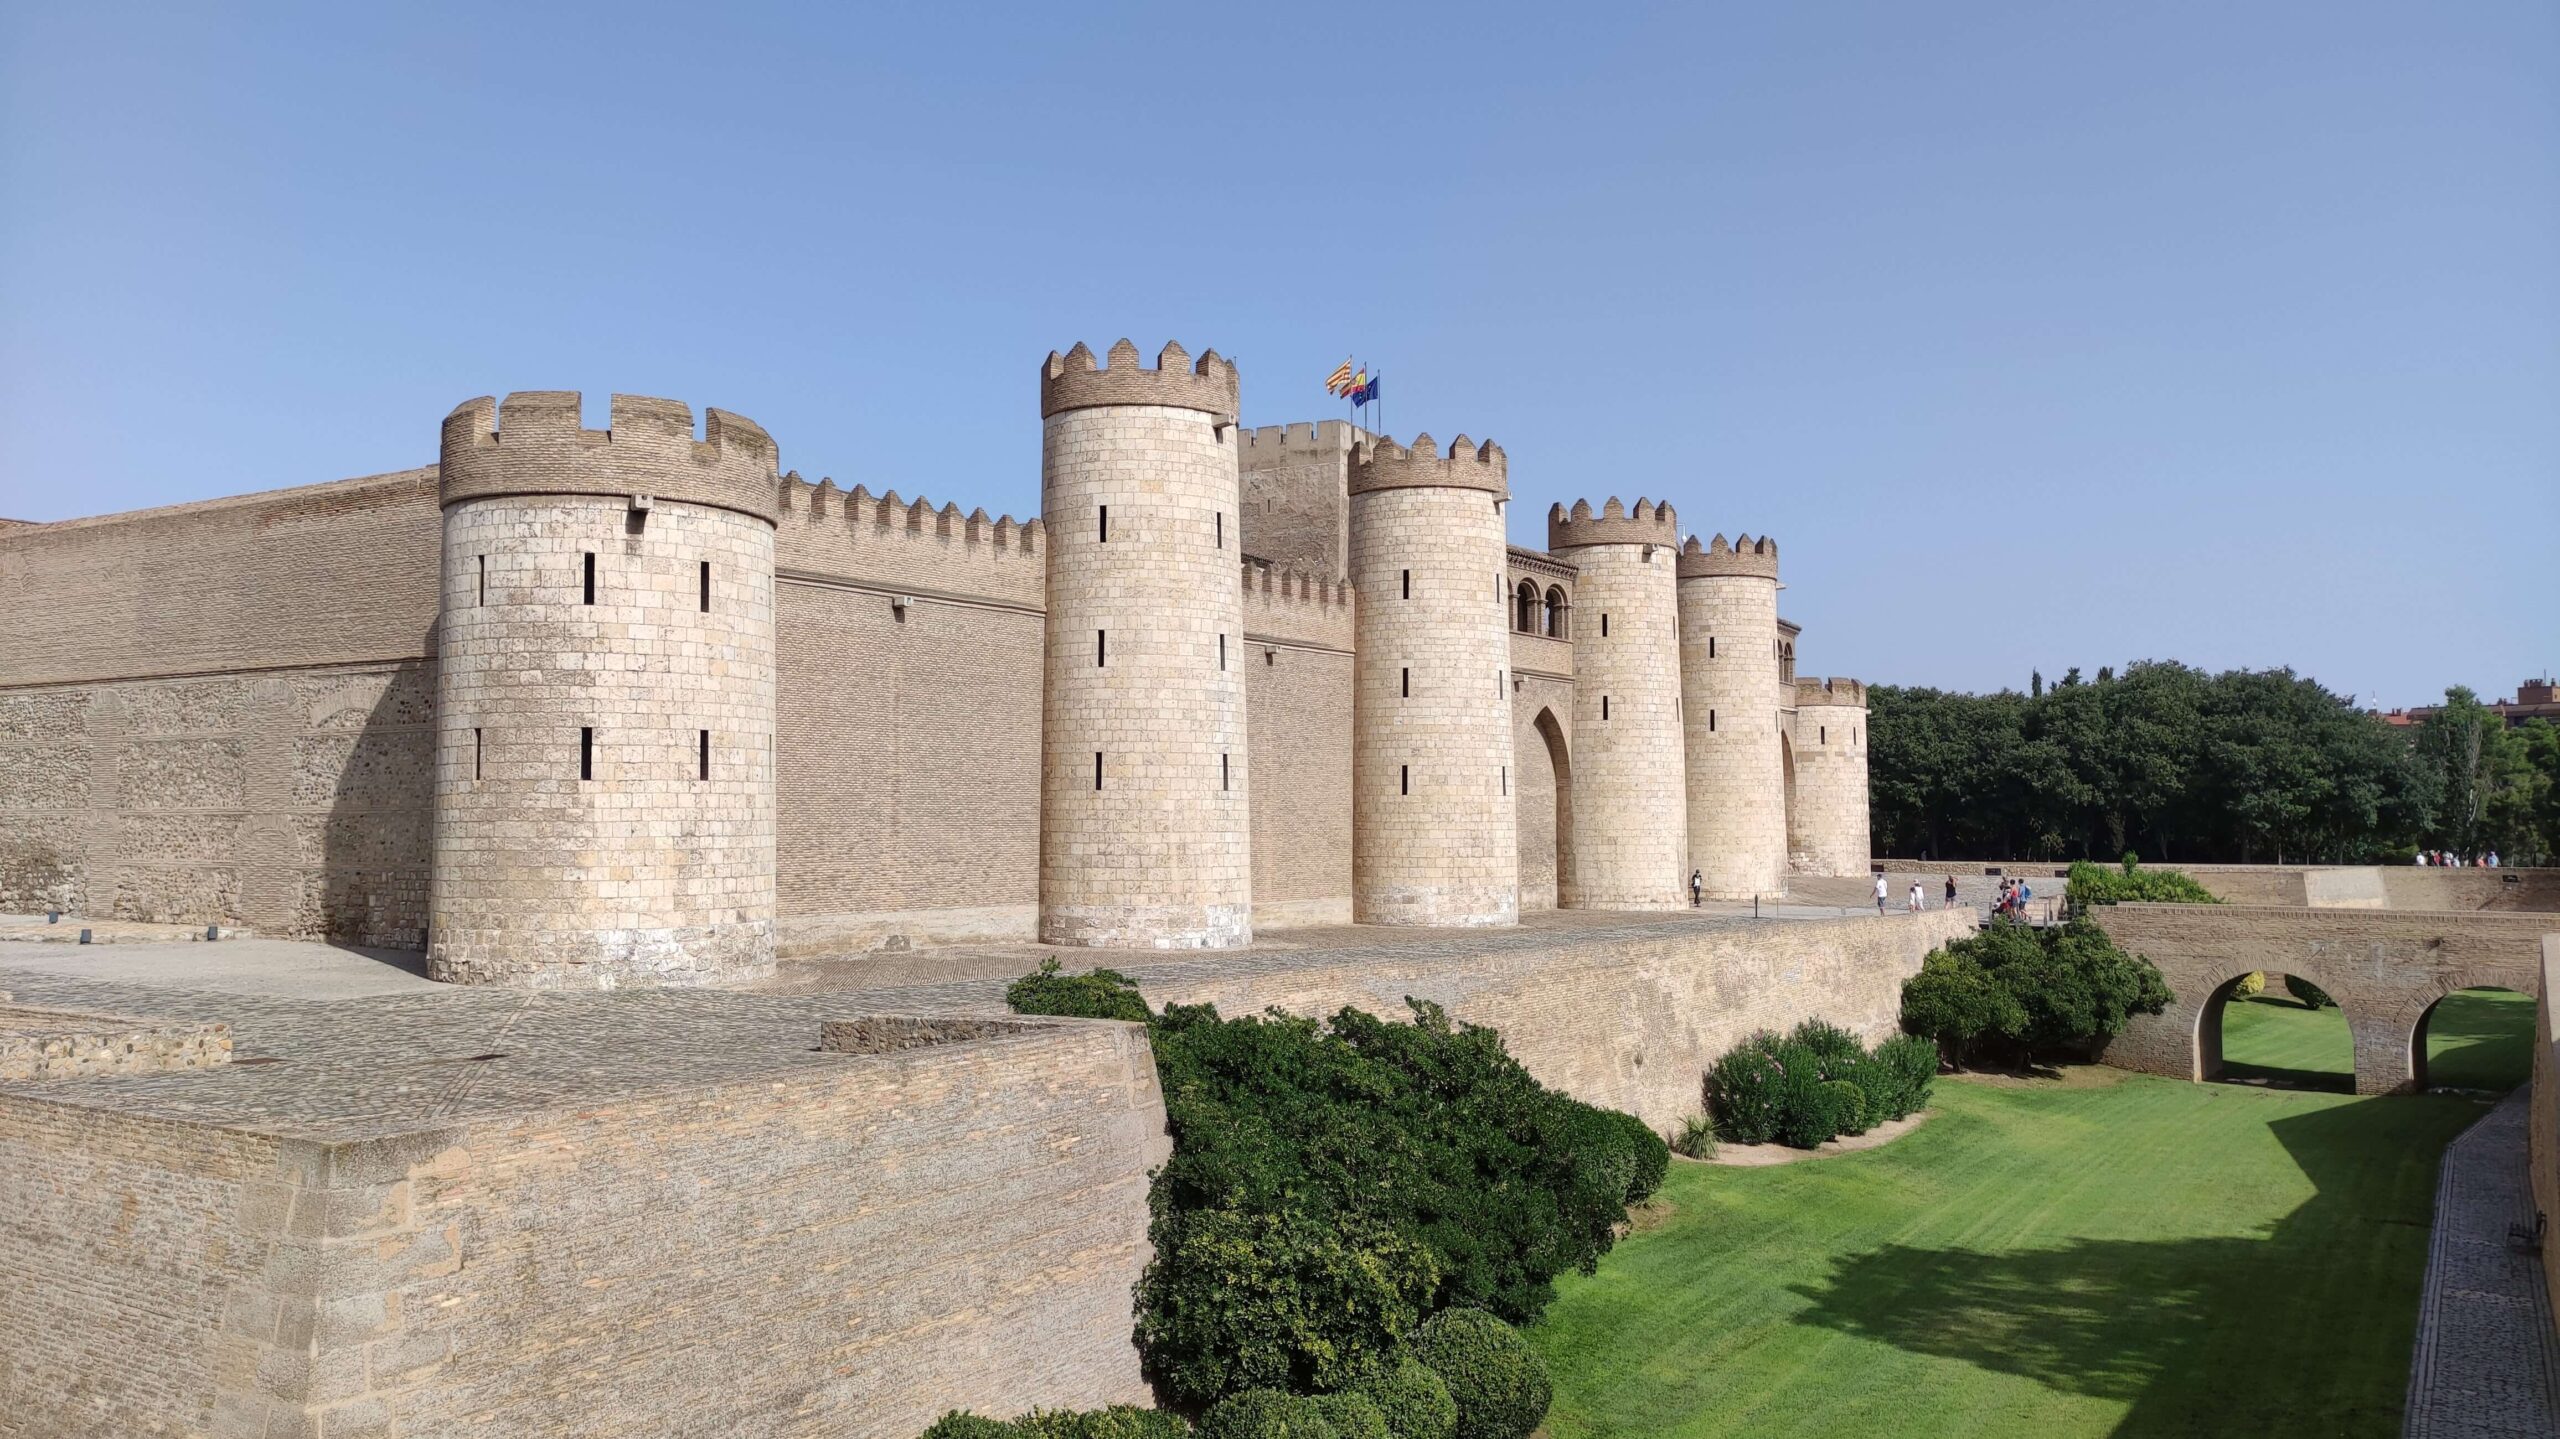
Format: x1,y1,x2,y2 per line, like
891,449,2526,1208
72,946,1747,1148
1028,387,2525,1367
4,1,2551,709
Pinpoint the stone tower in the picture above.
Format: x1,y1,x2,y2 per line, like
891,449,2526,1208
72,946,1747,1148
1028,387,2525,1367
431,391,779,987
1548,498,1687,910
1347,434,1518,927
1677,534,1788,900
1037,340,1252,948
1790,677,1872,878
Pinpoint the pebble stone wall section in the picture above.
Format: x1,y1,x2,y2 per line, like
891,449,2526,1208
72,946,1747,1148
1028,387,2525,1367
1548,499,1687,909
1789,677,1871,878
1347,435,1518,926
1677,534,1788,900
1038,341,1253,947
431,392,780,986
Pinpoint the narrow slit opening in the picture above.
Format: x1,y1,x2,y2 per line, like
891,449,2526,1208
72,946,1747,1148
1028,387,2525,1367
1400,764,1409,796
1094,752,1104,790
1098,505,1109,543
700,560,711,613
473,727,482,780
698,729,709,781
580,726,593,781
583,552,595,605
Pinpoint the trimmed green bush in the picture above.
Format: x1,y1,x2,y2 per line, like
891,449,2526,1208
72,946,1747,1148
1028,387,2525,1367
1351,1357,1457,1439
1606,1109,1671,1203
922,1414,1019,1439
1899,919,2172,1067
1006,957,1153,1024
1868,1033,1939,1121
1409,1310,1551,1439
1015,1409,1189,1439
2285,975,2336,1009
1671,1113,1718,1160
1135,1205,1436,1405
2066,857,2221,908
1706,1031,1799,1144
1310,1392,1391,1439
1198,1389,1337,1439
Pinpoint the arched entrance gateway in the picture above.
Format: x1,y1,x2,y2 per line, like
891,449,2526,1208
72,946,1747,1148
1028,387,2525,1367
1515,707,1573,911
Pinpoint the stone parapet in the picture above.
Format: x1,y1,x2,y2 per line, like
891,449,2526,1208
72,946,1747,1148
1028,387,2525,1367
439,392,781,524
1040,339,1238,423
1796,676,1868,707
1547,496,1677,552
1347,433,1507,498
1677,532,1779,581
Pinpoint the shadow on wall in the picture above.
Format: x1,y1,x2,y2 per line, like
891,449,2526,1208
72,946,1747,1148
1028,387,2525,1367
1788,1096,2469,1438
312,656,437,951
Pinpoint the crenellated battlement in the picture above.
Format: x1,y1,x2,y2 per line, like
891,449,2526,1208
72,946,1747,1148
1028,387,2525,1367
1676,532,1779,581
1243,559,1352,608
774,472,1045,557
1795,676,1869,707
1239,420,1360,459
1040,339,1239,422
1546,496,1678,551
1347,433,1507,498
439,391,781,523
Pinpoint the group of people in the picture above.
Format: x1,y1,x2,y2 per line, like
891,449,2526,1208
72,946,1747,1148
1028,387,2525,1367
1990,876,2037,919
2415,849,2501,867
1870,873,2023,916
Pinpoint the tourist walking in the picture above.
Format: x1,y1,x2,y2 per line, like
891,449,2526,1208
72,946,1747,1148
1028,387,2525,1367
1690,869,1703,908
1944,875,1958,908
1874,873,1889,913
1907,881,1923,913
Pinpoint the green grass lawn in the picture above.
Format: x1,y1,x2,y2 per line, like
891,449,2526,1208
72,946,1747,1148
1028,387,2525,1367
2220,987,2532,1094
1530,1071,2493,1439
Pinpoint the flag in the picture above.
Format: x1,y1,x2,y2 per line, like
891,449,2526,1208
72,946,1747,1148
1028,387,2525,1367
1324,359,1354,395
1349,372,1381,406
1345,367,1366,398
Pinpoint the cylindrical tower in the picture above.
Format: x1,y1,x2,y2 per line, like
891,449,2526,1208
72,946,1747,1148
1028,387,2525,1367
1347,434,1518,926
1038,340,1252,948
1677,534,1788,900
1789,677,1872,878
431,391,779,987
1549,498,1687,910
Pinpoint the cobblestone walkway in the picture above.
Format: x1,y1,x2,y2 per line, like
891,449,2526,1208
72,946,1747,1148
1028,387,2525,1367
2404,1087,2560,1438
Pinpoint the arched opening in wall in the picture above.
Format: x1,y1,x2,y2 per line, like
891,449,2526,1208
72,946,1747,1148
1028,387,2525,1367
2200,971,2353,1093
1518,706,1572,910
2410,986,2533,1094
1779,641,1795,683
1543,587,1569,639
1514,580,1539,634
1780,731,1799,862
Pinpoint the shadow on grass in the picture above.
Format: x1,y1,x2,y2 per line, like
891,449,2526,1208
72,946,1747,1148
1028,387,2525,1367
1787,1096,2443,1438
2217,1060,2353,1095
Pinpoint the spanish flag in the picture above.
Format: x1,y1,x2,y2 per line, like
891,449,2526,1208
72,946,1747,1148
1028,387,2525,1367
1324,359,1355,395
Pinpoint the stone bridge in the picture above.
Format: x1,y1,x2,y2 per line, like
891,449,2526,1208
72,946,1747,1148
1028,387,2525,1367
2093,903,2555,1095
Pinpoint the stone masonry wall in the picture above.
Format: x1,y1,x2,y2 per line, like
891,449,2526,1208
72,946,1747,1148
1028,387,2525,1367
1348,474,1517,926
1512,673,1575,912
1556,538,1686,908
1678,565,1786,900
1135,909,1976,1131
1790,693,1869,877
0,661,435,944
1039,401,1253,947
1236,421,1356,577
432,496,777,986
2533,935,2560,1342
0,1019,1169,1439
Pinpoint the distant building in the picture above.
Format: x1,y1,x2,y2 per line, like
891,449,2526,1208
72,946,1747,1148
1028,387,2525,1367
2377,678,2560,730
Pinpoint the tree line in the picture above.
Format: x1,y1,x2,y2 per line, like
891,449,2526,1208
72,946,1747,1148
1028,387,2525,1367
1867,662,2560,865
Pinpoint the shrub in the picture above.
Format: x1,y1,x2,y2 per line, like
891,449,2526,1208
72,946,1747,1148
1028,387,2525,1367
2066,857,2221,909
1113,997,1651,1406
2285,975,2336,1009
1706,1031,1799,1144
1606,1109,1671,1203
1671,1113,1718,1160
1867,1034,1939,1121
1790,1020,1874,1135
1198,1390,1337,1439
1007,957,1153,1024
1015,1409,1189,1439
2231,971,2265,998
1136,1206,1436,1406
1351,1357,1457,1439
1409,1310,1551,1439
1899,920,2172,1067
923,1415,1019,1439
1311,1393,1392,1439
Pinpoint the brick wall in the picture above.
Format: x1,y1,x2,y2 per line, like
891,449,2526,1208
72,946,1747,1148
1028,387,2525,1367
0,662,435,944
0,470,440,689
